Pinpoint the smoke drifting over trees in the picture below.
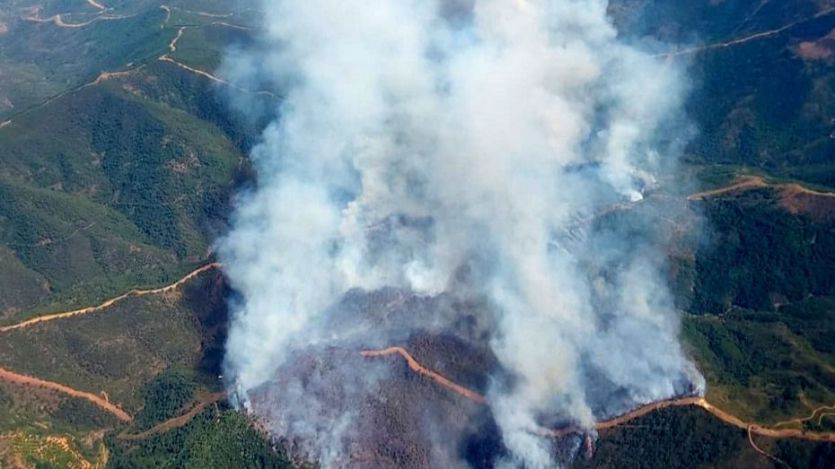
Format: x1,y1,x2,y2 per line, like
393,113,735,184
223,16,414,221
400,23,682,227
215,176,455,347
218,0,704,466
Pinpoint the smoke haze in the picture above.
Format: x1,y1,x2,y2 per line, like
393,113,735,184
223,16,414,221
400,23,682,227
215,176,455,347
218,0,704,466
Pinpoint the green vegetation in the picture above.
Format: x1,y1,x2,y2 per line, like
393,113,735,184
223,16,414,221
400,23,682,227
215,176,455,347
0,2,290,467
690,188,835,313
0,17,259,319
578,405,835,468
134,370,197,431
0,292,205,411
1,82,244,252
613,0,824,44
614,1,835,189
0,0,274,321
0,2,169,116
135,60,275,152
578,406,752,468
671,156,835,427
773,439,835,469
7,431,104,469
107,407,293,469
0,263,288,467
0,381,115,467
51,397,121,431
671,176,835,425
168,23,256,73
0,370,119,436
0,172,194,321
684,303,835,423
0,0,832,467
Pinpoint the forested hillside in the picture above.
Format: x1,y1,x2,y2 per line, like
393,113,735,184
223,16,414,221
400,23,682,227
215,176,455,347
0,0,833,467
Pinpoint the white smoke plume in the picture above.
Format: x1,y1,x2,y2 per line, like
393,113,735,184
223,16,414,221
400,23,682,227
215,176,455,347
218,0,704,466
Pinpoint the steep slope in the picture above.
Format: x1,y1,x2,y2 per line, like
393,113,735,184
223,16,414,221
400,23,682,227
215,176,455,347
0,0,268,321
0,1,833,467
613,0,835,187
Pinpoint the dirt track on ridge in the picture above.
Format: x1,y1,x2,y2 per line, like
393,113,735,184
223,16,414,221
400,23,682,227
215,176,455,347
0,263,220,333
660,7,835,57
0,262,224,433
24,11,129,28
4,3,273,132
0,367,131,422
687,176,768,200
687,175,835,220
157,25,274,96
688,175,835,201
361,347,487,404
774,404,835,429
362,346,835,443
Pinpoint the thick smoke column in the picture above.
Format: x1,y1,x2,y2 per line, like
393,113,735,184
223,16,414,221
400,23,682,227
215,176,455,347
219,0,703,466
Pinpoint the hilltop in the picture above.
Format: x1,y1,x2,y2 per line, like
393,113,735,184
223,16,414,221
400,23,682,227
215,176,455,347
0,0,833,467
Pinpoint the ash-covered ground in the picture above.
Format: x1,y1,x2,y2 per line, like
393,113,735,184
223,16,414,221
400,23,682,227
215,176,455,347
218,2,705,466
245,289,700,467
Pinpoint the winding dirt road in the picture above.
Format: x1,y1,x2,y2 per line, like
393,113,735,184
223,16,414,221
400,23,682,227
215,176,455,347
0,262,223,434
160,5,171,26
748,426,789,467
171,7,233,19
687,175,835,218
661,7,835,58
118,392,224,440
774,404,835,429
166,26,186,53
157,26,275,97
0,367,131,422
9,3,273,130
0,263,220,333
154,19,275,97
361,347,486,404
85,67,143,87
362,346,835,443
158,56,276,97
211,21,254,31
24,11,129,28
86,0,106,11
687,176,768,200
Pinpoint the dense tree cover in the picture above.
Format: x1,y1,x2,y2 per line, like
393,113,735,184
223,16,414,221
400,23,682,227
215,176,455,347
576,407,748,468
683,298,835,423
90,92,197,256
52,398,119,431
691,189,835,313
135,370,197,431
0,293,206,411
1,1,833,467
778,296,835,356
0,78,248,316
613,1,835,187
688,19,835,169
578,405,835,468
107,407,293,469
613,0,822,43
0,3,169,115
143,59,276,156
0,0,266,318
774,439,835,469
